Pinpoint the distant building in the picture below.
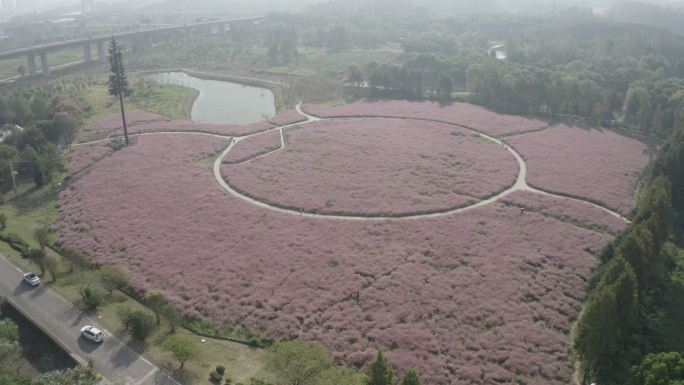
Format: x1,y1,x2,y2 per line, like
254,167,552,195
1,0,14,11
592,7,609,17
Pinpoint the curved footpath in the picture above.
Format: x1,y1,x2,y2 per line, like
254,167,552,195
74,104,629,223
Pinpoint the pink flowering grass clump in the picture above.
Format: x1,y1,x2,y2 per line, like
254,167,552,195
501,191,628,235
80,110,170,142
269,110,307,126
303,100,548,136
81,112,274,142
67,143,114,175
223,130,282,164
508,125,650,214
222,118,518,216
124,120,274,137
56,134,609,385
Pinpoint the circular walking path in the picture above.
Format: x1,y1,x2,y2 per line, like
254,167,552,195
74,103,630,223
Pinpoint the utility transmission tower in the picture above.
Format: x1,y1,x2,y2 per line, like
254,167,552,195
108,38,130,145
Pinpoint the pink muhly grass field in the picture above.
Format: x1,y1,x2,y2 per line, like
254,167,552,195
125,120,273,137
303,100,548,136
80,112,274,142
56,134,610,385
269,110,307,126
501,191,628,235
223,130,282,164
80,110,169,142
67,143,114,175
508,125,650,214
222,118,518,215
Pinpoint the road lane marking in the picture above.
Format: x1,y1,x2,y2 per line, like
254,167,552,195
135,368,157,385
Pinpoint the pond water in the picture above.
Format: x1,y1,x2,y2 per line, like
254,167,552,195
146,72,276,125
0,302,76,378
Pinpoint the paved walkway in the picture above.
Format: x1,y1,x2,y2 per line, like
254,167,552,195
0,254,182,385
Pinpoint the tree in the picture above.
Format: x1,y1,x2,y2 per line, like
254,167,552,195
118,307,156,341
632,352,684,385
79,286,104,310
44,256,59,282
33,224,49,252
437,74,453,101
108,38,131,145
366,350,394,385
348,65,364,86
162,303,182,333
320,366,365,385
99,265,130,296
574,256,638,383
27,248,47,276
0,318,21,364
143,290,166,325
162,334,200,369
401,369,422,385
33,361,102,385
265,340,332,385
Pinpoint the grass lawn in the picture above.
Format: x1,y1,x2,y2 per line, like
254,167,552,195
81,78,198,129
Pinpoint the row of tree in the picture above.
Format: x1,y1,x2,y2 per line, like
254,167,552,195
573,113,684,383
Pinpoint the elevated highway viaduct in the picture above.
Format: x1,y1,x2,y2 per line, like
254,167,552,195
0,16,265,77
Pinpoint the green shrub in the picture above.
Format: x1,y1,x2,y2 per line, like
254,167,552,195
248,336,260,347
209,370,223,382
118,307,156,341
216,366,226,375
80,287,105,310
0,232,30,256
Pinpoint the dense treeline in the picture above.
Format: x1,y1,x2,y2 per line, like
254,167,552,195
330,11,684,138
573,114,684,384
0,85,84,192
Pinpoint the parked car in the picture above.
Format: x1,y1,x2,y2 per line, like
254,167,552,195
23,272,40,286
80,325,104,343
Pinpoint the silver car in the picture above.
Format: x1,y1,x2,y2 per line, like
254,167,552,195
23,272,40,286
80,325,104,343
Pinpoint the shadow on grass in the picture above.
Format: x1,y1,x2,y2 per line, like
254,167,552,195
161,362,200,385
11,183,61,216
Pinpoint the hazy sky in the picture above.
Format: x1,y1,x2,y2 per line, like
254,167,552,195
3,0,684,14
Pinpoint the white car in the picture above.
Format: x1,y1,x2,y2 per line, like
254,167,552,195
23,272,40,286
80,325,104,343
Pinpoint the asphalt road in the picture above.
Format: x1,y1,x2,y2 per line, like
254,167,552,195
0,254,182,385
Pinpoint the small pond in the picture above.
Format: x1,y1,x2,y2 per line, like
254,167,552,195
146,72,276,125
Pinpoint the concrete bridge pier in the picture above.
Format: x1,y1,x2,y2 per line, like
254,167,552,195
27,53,37,76
97,41,106,63
83,43,92,63
40,51,50,76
